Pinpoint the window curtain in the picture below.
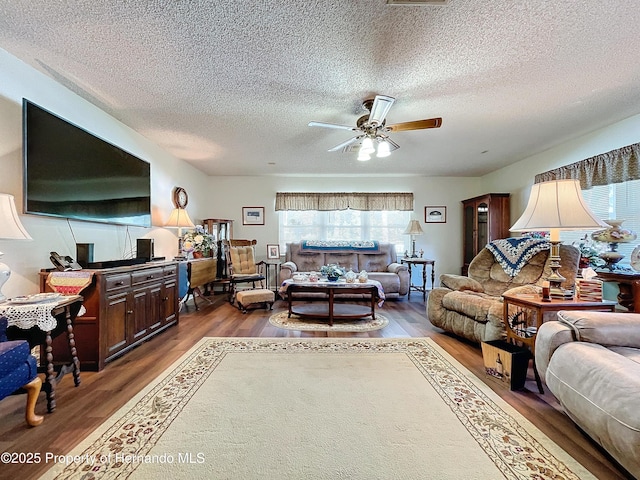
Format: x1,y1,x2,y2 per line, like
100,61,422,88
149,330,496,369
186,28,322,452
275,192,414,211
534,142,640,189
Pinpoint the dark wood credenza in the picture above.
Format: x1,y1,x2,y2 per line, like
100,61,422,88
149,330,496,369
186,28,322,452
40,261,179,371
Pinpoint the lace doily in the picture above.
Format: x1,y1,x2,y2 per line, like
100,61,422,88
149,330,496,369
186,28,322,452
0,301,59,331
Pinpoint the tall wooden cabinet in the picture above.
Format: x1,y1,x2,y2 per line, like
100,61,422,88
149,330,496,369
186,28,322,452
202,218,233,278
462,193,510,275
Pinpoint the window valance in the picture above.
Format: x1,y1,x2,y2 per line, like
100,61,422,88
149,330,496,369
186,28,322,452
535,142,640,189
275,192,414,211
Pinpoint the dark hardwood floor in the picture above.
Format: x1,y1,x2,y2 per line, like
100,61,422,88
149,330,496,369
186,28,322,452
0,294,632,479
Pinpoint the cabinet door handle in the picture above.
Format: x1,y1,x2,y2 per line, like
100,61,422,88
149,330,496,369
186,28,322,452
115,281,124,286
127,310,134,315
163,296,169,301
147,275,154,279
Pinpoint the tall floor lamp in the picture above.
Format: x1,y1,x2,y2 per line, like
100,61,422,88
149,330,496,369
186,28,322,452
165,207,195,259
510,179,607,296
0,194,32,301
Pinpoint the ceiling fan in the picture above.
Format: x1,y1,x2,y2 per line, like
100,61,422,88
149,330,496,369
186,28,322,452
309,95,442,160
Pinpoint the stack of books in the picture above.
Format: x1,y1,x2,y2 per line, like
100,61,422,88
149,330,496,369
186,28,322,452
576,278,603,302
550,288,575,300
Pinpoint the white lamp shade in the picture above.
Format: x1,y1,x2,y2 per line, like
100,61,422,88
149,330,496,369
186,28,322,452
403,219,424,236
165,208,195,228
0,193,32,240
510,179,608,232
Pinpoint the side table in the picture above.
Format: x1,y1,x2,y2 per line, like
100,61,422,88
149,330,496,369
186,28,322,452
501,293,616,393
264,259,282,291
3,295,84,412
400,258,435,301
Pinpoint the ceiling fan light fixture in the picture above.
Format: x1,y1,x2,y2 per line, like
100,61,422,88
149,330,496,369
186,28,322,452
361,136,375,155
376,140,391,158
357,149,371,161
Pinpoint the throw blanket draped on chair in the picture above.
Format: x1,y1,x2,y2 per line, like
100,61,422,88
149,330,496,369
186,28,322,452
486,238,550,277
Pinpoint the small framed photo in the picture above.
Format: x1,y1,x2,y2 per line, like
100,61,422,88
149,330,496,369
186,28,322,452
267,244,281,259
242,207,264,225
425,206,446,223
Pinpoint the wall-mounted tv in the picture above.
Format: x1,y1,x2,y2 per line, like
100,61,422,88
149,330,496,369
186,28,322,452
23,99,151,228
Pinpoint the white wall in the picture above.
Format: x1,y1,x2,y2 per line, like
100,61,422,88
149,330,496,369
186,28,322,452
206,175,482,284
481,113,640,221
0,49,210,298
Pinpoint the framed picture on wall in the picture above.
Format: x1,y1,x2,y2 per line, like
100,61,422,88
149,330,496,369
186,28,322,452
267,244,280,259
425,206,447,223
242,207,264,225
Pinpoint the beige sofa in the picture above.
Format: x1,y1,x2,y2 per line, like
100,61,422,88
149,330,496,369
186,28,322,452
279,242,409,298
536,311,640,479
427,244,580,343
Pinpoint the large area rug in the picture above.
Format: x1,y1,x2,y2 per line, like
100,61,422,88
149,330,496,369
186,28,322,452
269,311,389,332
40,338,595,480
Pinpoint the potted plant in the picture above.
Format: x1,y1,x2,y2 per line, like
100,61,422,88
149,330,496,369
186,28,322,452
320,264,346,281
182,225,215,258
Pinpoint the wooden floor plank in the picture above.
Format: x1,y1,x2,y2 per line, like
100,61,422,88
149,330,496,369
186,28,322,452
0,294,632,479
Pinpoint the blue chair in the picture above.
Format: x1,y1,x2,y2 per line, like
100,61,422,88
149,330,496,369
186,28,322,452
0,316,43,426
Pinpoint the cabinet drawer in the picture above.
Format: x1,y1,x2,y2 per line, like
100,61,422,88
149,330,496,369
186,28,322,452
105,274,131,291
163,265,177,279
132,268,163,285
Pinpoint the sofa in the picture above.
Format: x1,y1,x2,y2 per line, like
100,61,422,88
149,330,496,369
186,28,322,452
427,242,580,343
279,242,409,298
535,311,640,479
0,316,43,427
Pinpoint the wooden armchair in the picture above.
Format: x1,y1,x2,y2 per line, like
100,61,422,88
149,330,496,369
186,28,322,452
223,240,266,304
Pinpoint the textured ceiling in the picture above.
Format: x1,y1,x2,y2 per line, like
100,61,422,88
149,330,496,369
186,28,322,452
2,1,640,177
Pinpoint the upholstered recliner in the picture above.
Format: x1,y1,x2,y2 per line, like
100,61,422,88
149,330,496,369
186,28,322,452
0,316,43,427
535,311,640,479
427,242,580,343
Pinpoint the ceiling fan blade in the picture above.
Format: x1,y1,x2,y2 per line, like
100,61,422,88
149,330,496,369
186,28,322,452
385,137,400,151
368,95,395,126
385,117,442,132
309,121,358,132
327,136,362,152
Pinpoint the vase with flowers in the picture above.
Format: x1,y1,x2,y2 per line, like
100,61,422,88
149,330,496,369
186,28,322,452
182,225,215,258
320,264,345,282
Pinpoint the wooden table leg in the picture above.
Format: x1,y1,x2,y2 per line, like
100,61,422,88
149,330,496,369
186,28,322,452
44,330,56,413
64,305,81,387
328,289,334,326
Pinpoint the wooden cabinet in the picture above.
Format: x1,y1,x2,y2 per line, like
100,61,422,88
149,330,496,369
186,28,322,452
202,218,233,279
462,193,510,275
40,261,179,371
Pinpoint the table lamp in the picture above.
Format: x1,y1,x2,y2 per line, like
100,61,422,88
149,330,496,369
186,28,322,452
165,207,195,259
403,219,424,258
0,193,33,301
510,179,607,296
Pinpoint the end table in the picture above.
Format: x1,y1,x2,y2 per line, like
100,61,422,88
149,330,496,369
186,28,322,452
400,258,435,301
501,293,616,393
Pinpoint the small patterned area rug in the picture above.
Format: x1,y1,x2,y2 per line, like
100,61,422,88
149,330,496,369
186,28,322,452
268,311,389,332
40,338,595,480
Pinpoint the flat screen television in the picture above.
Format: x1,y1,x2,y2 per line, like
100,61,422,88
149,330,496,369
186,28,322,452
23,99,151,228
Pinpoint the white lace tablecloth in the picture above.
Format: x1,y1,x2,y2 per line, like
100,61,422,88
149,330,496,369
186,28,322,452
0,301,60,331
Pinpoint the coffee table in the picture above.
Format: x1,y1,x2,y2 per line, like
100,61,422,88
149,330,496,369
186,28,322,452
502,293,617,393
283,280,381,326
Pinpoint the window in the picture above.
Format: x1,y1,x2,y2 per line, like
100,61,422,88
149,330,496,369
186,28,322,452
562,179,640,263
278,209,411,254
